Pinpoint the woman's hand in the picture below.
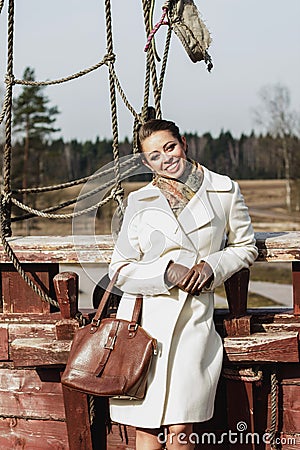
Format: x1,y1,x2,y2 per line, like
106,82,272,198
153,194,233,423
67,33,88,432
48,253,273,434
165,262,190,287
178,261,214,295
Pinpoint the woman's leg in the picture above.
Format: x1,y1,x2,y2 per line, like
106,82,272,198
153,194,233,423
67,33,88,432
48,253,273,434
165,424,195,450
136,427,164,450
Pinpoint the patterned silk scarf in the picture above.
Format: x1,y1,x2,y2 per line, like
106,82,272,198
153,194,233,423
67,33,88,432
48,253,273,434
152,158,204,217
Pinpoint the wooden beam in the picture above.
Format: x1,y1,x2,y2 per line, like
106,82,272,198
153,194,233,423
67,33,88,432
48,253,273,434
0,263,59,314
224,332,299,362
0,417,68,449
10,338,71,367
0,368,65,420
224,268,251,337
54,272,80,340
53,272,78,319
292,261,300,315
62,385,93,450
0,232,298,263
0,324,8,360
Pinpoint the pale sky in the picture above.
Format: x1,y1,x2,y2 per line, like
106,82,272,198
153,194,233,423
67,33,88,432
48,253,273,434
0,0,299,141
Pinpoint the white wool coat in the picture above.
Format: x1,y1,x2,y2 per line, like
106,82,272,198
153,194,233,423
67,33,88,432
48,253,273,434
108,166,258,428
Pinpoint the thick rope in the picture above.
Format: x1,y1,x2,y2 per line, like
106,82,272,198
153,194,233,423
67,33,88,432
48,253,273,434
108,65,142,123
12,155,138,194
269,368,279,449
144,7,168,53
0,0,62,309
2,0,14,238
14,54,115,87
158,25,172,97
0,75,12,125
12,161,139,221
105,0,124,227
132,117,141,154
142,0,162,118
142,54,152,122
11,187,123,219
0,0,171,308
88,395,96,426
11,161,139,222
222,367,263,383
0,200,59,308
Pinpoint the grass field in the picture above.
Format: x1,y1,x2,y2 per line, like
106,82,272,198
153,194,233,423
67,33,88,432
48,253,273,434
11,179,298,307
13,179,300,236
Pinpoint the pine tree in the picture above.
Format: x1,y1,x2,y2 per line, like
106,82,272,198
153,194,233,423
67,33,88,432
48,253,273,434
13,67,60,194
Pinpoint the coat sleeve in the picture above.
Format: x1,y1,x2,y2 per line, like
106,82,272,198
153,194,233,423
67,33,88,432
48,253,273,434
201,181,258,289
108,193,171,296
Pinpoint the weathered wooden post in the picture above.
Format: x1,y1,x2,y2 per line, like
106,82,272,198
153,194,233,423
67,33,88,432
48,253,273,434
223,268,251,337
53,272,94,450
292,261,300,315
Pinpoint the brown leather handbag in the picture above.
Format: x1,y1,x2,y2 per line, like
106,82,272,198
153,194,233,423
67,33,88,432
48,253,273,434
61,267,157,399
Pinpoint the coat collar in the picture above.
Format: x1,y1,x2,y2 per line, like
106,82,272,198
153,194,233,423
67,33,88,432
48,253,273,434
134,166,232,240
136,166,232,199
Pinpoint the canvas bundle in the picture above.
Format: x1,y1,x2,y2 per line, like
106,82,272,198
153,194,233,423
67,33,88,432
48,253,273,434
168,0,213,70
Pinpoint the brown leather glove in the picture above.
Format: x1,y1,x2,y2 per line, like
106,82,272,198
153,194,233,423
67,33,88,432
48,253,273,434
165,261,190,288
178,261,214,295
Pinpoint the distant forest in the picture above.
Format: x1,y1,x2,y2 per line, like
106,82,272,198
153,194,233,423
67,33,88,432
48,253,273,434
8,130,300,189
2,68,299,210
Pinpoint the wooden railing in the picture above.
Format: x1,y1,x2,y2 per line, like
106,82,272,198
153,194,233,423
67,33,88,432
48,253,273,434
0,232,299,449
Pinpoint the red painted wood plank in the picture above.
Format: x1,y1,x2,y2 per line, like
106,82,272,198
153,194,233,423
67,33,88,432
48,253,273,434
10,338,71,367
0,324,8,360
292,261,300,315
0,263,58,314
0,368,65,420
0,313,62,323
276,384,300,432
8,323,56,341
224,332,299,362
62,385,93,450
0,418,68,449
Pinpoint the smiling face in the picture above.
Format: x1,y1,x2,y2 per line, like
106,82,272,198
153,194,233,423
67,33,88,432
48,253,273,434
140,130,187,179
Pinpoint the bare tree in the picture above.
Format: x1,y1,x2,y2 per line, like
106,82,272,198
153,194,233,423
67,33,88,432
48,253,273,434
253,83,300,211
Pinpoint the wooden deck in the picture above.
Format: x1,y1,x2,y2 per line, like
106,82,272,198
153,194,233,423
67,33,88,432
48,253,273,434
0,232,299,449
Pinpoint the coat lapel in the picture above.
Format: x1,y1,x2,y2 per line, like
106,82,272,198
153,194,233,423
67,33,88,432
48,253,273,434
177,182,214,234
176,166,232,235
136,185,196,253
134,166,232,251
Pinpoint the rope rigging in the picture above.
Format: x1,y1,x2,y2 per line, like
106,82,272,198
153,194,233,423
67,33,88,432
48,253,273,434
0,0,214,317
0,0,174,311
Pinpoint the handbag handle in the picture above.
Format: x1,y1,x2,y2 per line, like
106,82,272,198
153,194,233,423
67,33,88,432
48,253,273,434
91,264,142,329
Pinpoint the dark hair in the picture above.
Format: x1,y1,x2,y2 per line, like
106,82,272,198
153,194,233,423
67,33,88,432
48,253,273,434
137,119,183,153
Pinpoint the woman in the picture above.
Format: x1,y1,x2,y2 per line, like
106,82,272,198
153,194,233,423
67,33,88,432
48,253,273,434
109,119,258,449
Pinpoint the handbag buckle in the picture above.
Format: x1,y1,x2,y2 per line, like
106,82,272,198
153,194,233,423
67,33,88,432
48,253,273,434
90,318,101,332
128,322,138,332
104,335,117,350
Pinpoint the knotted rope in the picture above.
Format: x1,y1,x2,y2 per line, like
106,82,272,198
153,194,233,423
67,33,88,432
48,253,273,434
269,368,279,449
2,0,14,238
222,367,263,383
0,0,172,307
